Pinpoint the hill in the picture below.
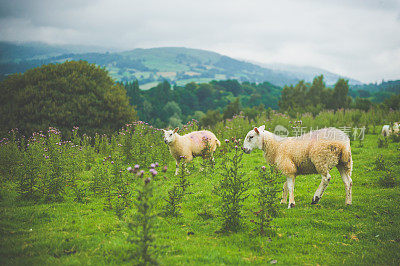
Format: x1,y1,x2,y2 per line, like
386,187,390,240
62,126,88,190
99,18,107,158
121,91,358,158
349,80,400,103
0,42,362,88
255,62,362,85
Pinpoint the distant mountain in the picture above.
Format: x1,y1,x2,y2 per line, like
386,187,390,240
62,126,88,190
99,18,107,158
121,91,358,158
251,62,363,85
0,41,116,62
0,42,362,88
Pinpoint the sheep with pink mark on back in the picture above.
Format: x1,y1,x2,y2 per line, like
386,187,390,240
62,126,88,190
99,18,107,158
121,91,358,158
243,126,353,209
163,128,221,175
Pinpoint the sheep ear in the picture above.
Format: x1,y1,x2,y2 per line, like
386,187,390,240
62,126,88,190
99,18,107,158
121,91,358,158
173,127,179,133
259,125,265,131
254,127,260,135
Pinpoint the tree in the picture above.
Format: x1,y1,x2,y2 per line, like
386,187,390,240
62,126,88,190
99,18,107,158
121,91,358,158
332,78,351,110
200,109,222,128
353,97,373,111
223,98,241,120
162,101,182,122
307,75,325,106
0,61,136,136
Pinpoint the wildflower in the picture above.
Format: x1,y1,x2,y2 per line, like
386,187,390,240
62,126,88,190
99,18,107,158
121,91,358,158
150,169,158,177
150,163,156,169
145,177,151,185
155,162,159,167
137,170,144,177
162,165,168,172
261,166,266,171
134,164,140,170
111,161,114,164
235,145,238,149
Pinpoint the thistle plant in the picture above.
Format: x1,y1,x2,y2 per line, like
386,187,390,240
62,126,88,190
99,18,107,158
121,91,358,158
200,136,215,176
373,154,397,187
253,166,281,236
377,136,388,148
214,142,249,233
164,185,184,217
177,161,191,193
127,173,158,265
164,161,190,217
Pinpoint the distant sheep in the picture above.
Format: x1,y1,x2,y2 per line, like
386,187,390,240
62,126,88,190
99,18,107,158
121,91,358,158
163,128,221,175
381,125,392,137
243,126,353,208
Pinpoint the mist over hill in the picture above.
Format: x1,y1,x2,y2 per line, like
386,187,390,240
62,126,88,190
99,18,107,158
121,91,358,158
0,42,363,88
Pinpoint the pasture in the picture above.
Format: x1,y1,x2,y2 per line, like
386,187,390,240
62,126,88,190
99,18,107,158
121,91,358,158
1,112,400,265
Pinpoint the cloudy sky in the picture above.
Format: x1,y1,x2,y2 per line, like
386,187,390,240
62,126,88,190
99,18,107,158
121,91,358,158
1,0,399,83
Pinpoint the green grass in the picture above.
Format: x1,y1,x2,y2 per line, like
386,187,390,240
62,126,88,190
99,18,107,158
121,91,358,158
1,134,400,265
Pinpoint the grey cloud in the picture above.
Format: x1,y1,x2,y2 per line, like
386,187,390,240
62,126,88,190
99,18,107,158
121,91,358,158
0,0,399,83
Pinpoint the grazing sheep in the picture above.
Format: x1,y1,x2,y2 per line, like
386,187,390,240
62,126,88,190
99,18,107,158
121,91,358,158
163,128,221,175
243,126,353,208
381,125,392,137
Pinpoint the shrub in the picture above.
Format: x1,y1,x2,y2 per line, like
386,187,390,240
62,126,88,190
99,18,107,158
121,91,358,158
0,61,137,137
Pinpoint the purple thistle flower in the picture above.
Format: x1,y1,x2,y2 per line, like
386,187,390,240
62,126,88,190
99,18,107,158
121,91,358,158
155,162,159,167
150,163,156,169
137,170,144,177
150,169,158,177
261,166,266,171
162,165,168,172
127,166,133,173
225,139,229,143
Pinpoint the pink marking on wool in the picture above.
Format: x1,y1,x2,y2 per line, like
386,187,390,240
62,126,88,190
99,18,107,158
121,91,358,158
189,132,212,146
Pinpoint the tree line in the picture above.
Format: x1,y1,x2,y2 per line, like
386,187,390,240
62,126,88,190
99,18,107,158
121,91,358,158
1,60,398,137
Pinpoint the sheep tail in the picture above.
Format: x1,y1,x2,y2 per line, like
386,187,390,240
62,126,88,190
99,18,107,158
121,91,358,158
340,143,353,176
216,139,221,147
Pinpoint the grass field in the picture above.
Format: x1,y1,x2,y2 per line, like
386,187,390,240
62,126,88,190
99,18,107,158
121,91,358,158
1,132,400,265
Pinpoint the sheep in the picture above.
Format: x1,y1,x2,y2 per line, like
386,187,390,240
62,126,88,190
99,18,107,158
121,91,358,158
381,125,392,137
243,126,353,208
163,128,221,175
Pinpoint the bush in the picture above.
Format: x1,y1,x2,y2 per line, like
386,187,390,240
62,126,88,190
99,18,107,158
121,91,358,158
0,61,137,137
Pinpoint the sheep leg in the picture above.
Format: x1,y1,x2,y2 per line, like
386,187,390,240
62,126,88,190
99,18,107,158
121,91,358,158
281,181,288,204
311,173,331,204
286,176,296,208
337,165,353,205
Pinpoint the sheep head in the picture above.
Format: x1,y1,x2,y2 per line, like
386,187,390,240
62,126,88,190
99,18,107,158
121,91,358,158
243,125,265,154
163,127,179,145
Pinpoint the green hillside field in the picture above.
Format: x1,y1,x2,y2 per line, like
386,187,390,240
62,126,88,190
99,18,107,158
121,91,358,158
1,113,399,265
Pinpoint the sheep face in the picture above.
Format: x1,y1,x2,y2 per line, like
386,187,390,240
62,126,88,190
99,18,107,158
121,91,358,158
163,127,179,145
243,125,265,154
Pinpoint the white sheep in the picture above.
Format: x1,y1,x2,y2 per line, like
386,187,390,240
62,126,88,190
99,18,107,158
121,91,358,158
163,128,221,175
243,126,353,208
381,125,392,137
